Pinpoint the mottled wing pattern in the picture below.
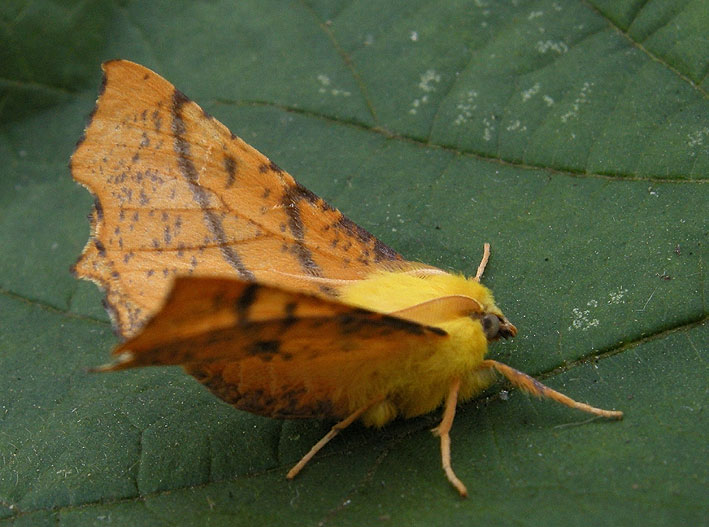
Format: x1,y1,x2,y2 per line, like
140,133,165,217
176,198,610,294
71,60,425,338
107,277,447,419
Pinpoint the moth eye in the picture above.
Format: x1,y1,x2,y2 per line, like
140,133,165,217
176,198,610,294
481,314,500,340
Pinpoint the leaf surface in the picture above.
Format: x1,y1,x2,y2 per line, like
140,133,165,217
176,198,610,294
0,1,706,525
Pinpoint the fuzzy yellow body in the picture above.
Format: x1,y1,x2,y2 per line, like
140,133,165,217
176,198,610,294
340,272,500,427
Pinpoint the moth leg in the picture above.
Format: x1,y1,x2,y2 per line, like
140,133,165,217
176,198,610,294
480,360,623,419
286,396,386,480
474,243,491,282
432,377,468,497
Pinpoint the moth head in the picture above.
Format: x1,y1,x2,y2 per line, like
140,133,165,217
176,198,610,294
478,312,517,342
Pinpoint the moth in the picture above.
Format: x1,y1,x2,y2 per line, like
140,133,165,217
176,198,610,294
71,60,622,496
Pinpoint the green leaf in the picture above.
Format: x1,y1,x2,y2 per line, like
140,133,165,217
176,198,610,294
1,1,706,525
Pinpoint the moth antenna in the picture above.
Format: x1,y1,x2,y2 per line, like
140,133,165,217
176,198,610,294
474,243,491,282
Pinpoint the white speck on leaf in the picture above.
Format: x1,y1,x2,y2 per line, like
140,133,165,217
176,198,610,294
560,81,592,123
608,287,628,304
418,69,440,92
410,30,418,42
521,82,541,101
409,69,441,114
687,127,709,154
506,119,527,132
316,74,351,97
568,307,599,331
454,89,479,125
317,74,330,87
483,116,495,141
535,40,568,54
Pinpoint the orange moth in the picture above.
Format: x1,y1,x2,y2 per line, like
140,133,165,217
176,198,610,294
71,60,623,496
